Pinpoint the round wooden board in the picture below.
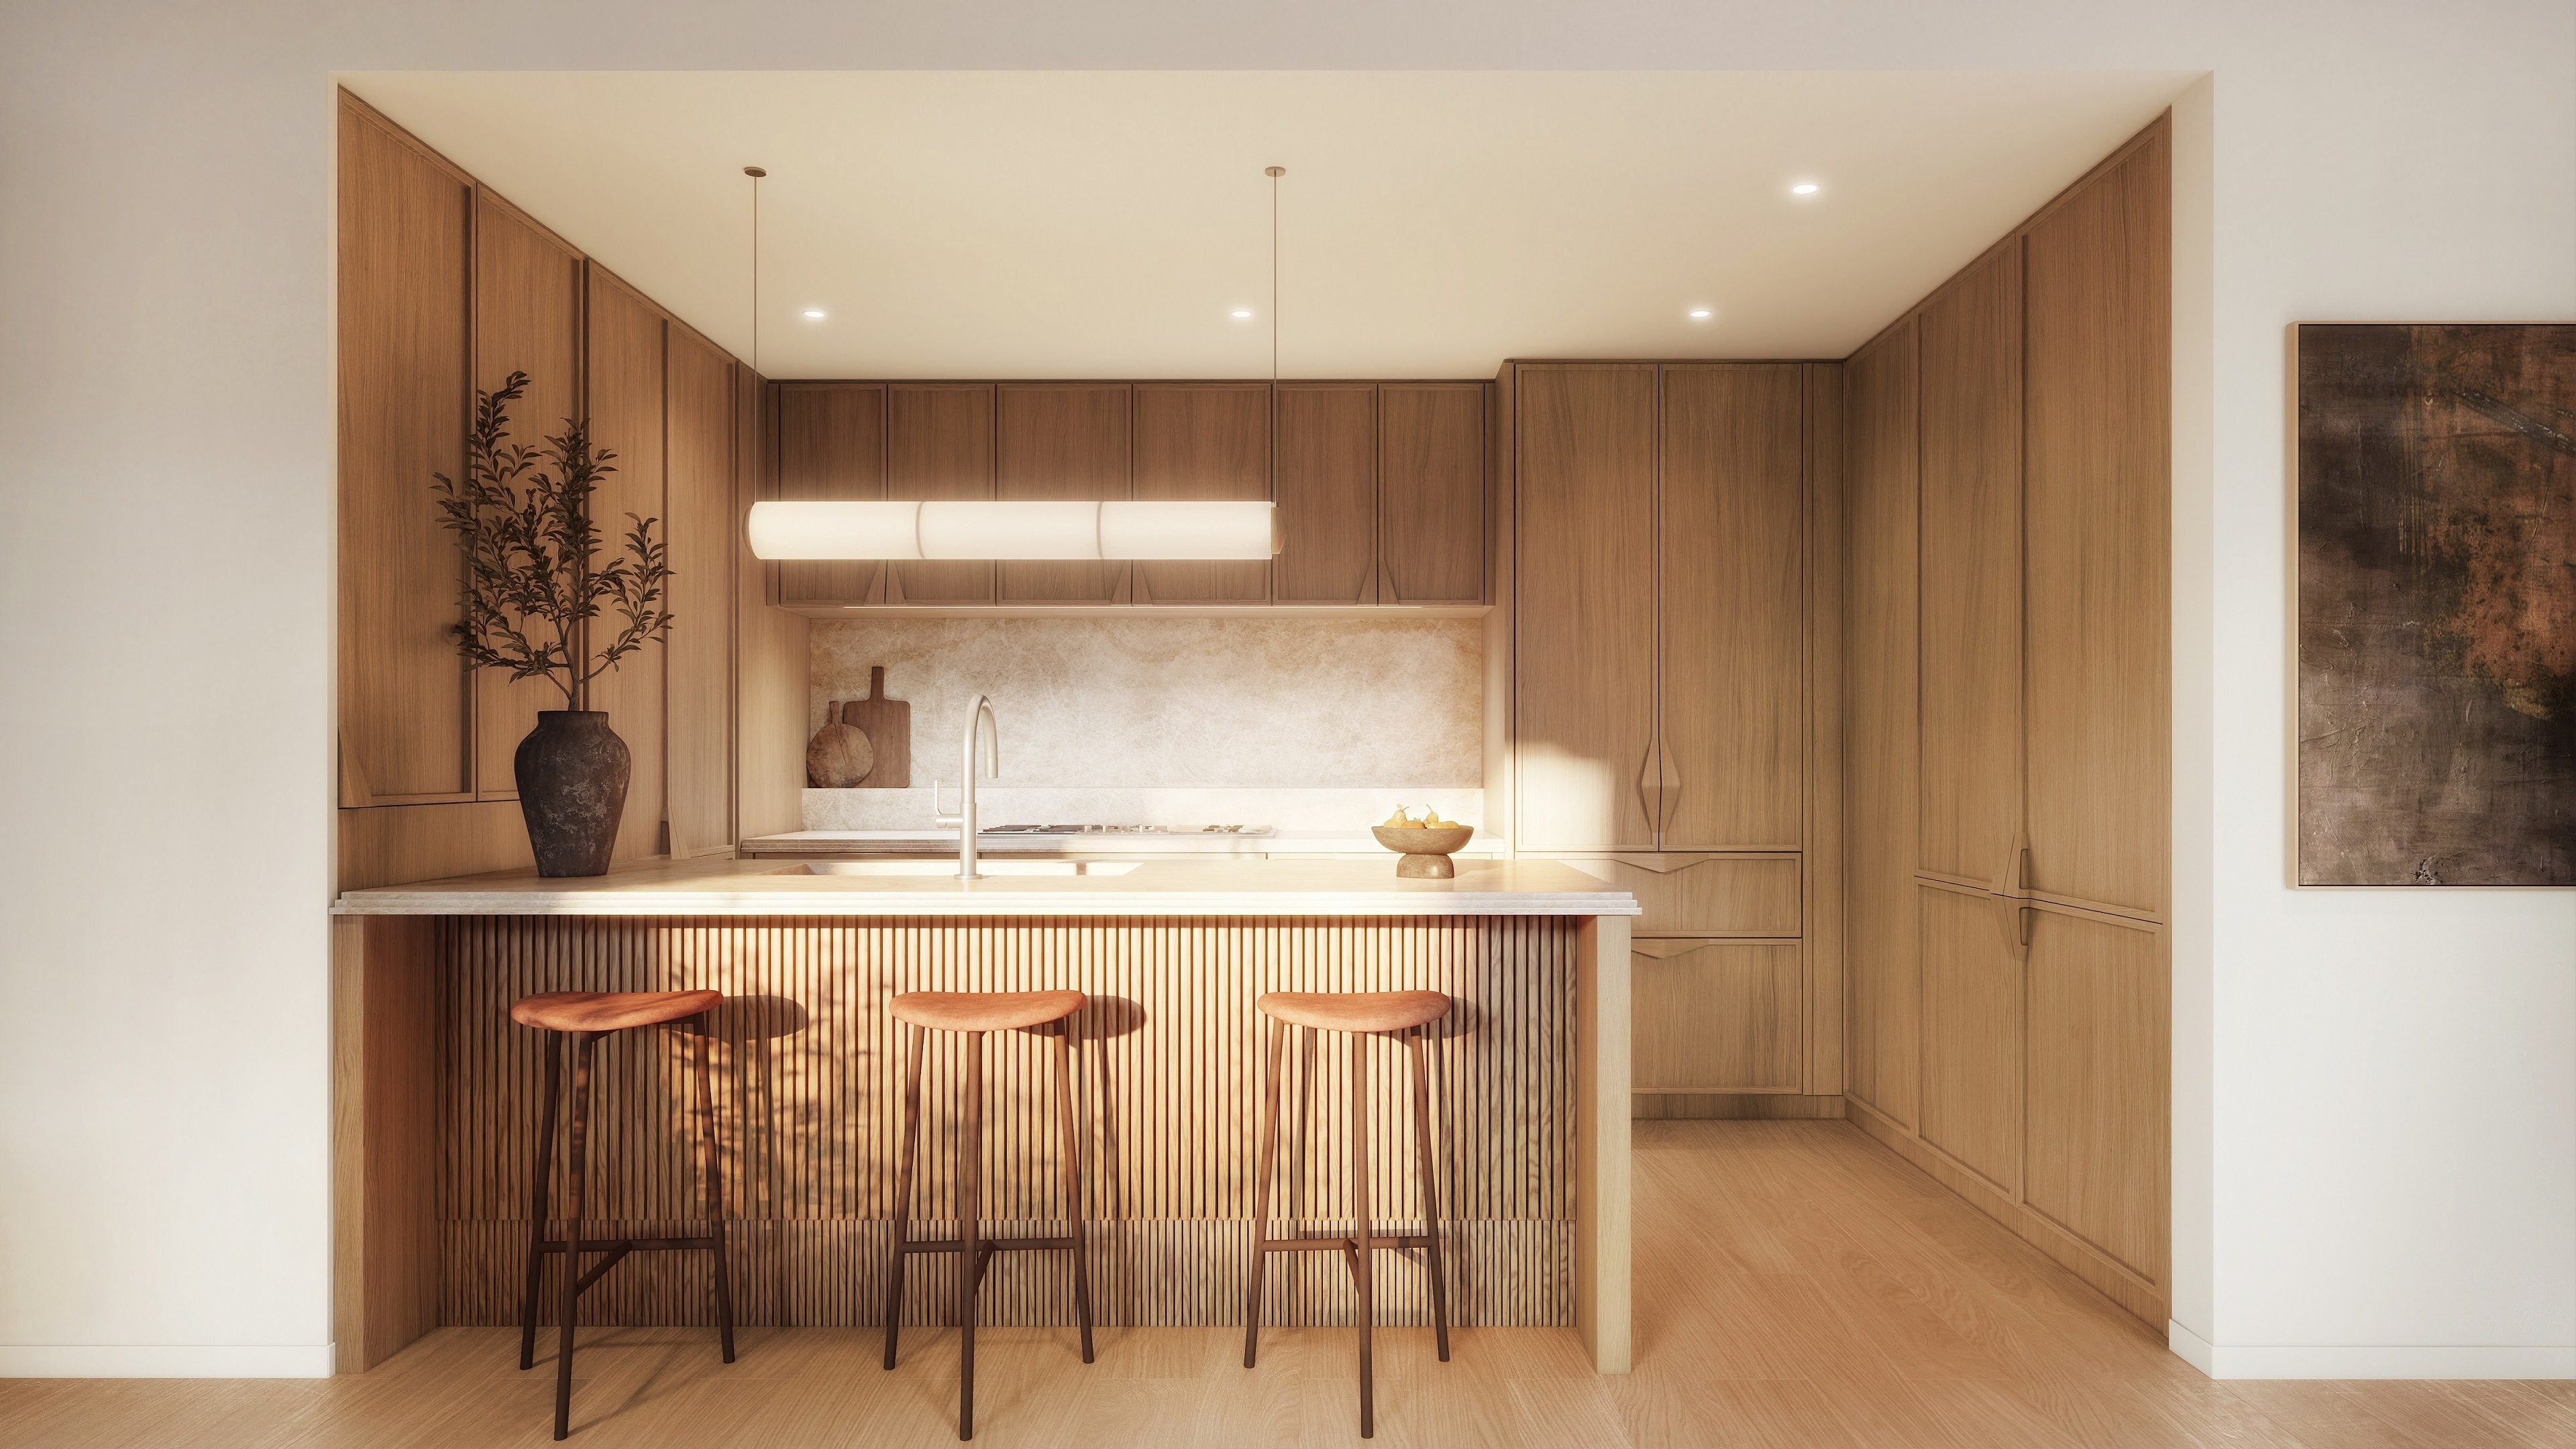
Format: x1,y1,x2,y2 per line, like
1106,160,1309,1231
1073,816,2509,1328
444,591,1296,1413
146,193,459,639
806,721,876,788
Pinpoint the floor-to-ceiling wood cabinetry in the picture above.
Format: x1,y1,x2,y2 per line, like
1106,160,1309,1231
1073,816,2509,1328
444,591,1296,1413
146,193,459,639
1501,360,1843,1109
1839,115,2170,1326
335,89,806,888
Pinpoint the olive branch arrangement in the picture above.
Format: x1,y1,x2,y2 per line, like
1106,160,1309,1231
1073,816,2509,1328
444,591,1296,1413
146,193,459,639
431,372,674,710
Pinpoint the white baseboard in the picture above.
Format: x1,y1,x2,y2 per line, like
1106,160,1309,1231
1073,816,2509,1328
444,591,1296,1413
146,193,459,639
2169,1321,2575,1379
0,1344,335,1378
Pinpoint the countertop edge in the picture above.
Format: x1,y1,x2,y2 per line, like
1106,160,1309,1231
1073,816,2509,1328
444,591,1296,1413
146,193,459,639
331,892,1642,918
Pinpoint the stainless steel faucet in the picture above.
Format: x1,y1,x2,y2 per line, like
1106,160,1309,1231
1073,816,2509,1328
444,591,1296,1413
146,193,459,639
931,695,1002,879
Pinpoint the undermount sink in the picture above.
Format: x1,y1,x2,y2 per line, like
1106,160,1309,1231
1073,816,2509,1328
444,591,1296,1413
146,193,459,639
775,859,1144,877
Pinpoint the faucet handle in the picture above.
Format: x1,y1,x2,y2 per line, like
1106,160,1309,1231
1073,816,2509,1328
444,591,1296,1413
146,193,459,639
931,779,963,826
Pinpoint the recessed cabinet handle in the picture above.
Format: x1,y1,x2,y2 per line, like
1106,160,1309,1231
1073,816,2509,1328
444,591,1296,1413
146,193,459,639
1994,894,2032,963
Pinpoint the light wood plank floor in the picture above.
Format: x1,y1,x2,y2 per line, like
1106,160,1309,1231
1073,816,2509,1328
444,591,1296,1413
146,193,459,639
6,1122,2571,1447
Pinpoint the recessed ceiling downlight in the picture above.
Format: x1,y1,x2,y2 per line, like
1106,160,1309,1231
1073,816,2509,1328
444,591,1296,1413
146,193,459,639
1688,308,1713,320
1230,309,1253,319
802,308,826,319
1791,182,1821,196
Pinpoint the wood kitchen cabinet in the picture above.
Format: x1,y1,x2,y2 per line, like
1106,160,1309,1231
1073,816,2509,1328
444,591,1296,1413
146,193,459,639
1273,383,1379,604
1633,940,1803,1093
664,325,738,858
998,383,1130,605
582,266,669,865
1839,116,2169,1326
886,384,994,606
1134,382,1269,604
775,383,885,606
1379,384,1487,606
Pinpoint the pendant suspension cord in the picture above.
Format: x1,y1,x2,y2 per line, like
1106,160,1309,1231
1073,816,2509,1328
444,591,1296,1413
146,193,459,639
743,166,765,376
1266,166,1283,383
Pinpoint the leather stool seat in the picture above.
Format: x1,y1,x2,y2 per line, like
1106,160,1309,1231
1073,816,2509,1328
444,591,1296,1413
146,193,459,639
1256,989,1451,1034
511,989,722,1034
890,989,1085,1032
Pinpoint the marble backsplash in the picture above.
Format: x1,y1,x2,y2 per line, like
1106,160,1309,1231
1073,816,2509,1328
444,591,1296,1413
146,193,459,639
807,615,1484,826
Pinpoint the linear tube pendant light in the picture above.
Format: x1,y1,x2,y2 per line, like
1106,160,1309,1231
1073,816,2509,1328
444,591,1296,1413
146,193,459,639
744,165,1289,563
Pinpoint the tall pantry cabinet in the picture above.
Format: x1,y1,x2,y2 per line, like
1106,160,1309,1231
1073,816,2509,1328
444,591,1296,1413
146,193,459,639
1501,360,1844,1106
1841,117,2171,1325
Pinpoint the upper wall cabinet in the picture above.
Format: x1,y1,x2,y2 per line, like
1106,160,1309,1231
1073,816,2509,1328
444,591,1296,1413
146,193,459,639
337,101,473,806
1511,362,1817,853
753,380,1491,612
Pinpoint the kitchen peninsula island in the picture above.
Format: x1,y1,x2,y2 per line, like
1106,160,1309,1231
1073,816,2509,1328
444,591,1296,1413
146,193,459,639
329,857,1638,1377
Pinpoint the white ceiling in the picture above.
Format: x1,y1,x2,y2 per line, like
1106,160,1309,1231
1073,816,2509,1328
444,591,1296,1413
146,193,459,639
341,70,2194,380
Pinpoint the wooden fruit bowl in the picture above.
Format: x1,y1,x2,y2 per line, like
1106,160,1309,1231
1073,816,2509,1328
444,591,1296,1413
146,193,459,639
1371,824,1475,879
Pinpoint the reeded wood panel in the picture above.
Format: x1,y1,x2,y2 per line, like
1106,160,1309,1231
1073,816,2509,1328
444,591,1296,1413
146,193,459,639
582,269,666,863
1631,941,1801,1092
1274,384,1379,605
1381,383,1485,605
2023,131,2170,919
1540,855,1800,938
470,190,584,799
1916,245,2025,885
1132,383,1270,604
439,917,1575,1329
664,329,735,857
736,368,810,841
2023,906,2167,1287
337,99,472,803
1515,365,1659,852
887,384,993,605
1915,883,2020,1193
998,384,1130,604
775,384,886,604
1839,327,1921,1127
1658,365,1806,851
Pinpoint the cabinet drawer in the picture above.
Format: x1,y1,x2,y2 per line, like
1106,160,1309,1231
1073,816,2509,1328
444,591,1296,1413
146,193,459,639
1542,854,1801,936
1633,940,1803,1091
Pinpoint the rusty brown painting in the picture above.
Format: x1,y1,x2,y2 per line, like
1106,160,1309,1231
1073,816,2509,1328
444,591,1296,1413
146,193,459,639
2298,323,2576,885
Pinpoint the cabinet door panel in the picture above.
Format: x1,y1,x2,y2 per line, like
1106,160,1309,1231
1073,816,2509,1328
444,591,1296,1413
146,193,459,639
1381,383,1485,604
1660,364,1806,850
2024,906,2167,1285
998,384,1130,604
1917,246,2024,885
1545,855,1801,937
2024,136,2169,917
887,384,993,605
776,384,885,604
1134,383,1270,604
1917,883,2021,1192
1515,365,1659,851
582,268,667,862
664,328,736,857
470,190,583,796
1275,384,1377,604
338,103,472,802
1840,327,1921,1126
1635,942,1803,1091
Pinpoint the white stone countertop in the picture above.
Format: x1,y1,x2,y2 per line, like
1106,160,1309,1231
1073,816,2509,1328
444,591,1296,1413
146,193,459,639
737,828,1511,858
332,855,1637,918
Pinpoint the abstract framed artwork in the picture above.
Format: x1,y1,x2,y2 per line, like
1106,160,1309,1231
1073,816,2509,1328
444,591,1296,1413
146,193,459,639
2297,323,2576,885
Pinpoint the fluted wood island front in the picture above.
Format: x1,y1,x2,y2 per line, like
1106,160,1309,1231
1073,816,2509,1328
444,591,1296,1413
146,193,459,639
329,857,1640,1375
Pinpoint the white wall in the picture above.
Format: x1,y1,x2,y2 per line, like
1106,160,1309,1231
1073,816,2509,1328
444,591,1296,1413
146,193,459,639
1,0,2568,1378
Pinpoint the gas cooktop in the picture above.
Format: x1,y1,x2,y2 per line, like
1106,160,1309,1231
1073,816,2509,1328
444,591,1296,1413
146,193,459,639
980,824,1275,837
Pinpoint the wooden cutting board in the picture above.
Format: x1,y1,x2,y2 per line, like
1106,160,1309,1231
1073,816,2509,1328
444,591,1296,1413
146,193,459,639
841,667,911,788
805,701,877,788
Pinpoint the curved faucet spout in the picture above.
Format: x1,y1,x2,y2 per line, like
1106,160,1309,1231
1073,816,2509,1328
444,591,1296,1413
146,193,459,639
953,696,1001,880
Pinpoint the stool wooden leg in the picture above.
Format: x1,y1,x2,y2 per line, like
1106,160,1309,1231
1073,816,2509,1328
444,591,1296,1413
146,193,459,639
883,1024,924,1371
692,1015,736,1364
519,1030,564,1371
553,1030,594,1442
1242,1015,1283,1369
1351,1030,1375,1440
959,1029,984,1441
1407,1029,1450,1363
1051,1020,1094,1364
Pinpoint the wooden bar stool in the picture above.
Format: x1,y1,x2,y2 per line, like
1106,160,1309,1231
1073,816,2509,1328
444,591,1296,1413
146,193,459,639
511,989,736,1441
882,989,1094,1442
1242,989,1454,1439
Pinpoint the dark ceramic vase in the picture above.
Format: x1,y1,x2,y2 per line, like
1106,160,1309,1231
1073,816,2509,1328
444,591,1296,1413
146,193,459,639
514,710,631,877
